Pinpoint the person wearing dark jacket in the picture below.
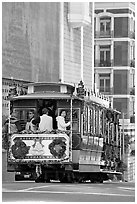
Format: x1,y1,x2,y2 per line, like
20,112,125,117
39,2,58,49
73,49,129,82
47,104,57,129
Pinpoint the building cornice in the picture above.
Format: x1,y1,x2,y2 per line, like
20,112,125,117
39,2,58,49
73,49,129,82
113,95,134,98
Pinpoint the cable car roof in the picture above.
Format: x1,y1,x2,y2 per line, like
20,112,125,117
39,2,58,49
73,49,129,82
11,92,120,114
11,92,78,100
23,82,75,88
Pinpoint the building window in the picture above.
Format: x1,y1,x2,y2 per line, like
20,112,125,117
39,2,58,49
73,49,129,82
99,74,110,93
100,45,111,67
100,17,111,35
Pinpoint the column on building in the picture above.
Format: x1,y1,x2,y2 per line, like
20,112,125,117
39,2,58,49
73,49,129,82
96,16,100,37
95,43,100,67
110,39,114,67
94,70,99,91
111,16,114,37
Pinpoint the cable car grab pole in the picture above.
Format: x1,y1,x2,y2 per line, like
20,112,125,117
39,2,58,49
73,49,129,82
70,97,73,161
122,113,125,161
8,100,11,134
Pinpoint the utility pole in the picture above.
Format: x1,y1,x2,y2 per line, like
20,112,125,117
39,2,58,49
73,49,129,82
119,128,121,160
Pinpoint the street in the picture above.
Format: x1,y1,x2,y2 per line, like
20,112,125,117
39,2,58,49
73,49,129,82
2,181,135,202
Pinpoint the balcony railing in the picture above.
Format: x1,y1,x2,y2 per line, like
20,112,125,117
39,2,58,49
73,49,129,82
130,87,135,95
129,31,135,39
99,87,113,95
130,59,135,68
94,60,114,67
130,115,135,123
94,30,114,38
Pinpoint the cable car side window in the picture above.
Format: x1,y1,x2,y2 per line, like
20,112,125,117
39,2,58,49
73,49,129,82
83,105,89,134
13,108,36,130
14,108,36,121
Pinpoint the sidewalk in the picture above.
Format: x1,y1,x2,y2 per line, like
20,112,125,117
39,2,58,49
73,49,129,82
2,149,15,182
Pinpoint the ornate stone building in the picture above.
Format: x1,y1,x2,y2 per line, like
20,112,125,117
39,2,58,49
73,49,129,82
94,2,135,181
2,2,94,117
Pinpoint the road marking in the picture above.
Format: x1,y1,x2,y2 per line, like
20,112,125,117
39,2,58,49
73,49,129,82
17,183,90,192
2,183,93,193
17,184,62,192
118,187,135,191
2,189,134,197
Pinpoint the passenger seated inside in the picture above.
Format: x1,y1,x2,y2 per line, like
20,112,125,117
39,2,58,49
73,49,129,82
25,110,37,132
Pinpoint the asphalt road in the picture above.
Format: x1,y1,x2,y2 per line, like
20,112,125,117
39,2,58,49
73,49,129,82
2,181,135,202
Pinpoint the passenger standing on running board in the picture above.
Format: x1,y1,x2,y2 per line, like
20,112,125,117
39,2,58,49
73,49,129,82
56,110,71,131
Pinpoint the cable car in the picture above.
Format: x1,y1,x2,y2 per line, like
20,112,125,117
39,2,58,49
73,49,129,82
7,81,122,183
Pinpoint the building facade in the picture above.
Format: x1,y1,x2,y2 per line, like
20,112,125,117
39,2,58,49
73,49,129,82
2,2,94,117
94,2,135,181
